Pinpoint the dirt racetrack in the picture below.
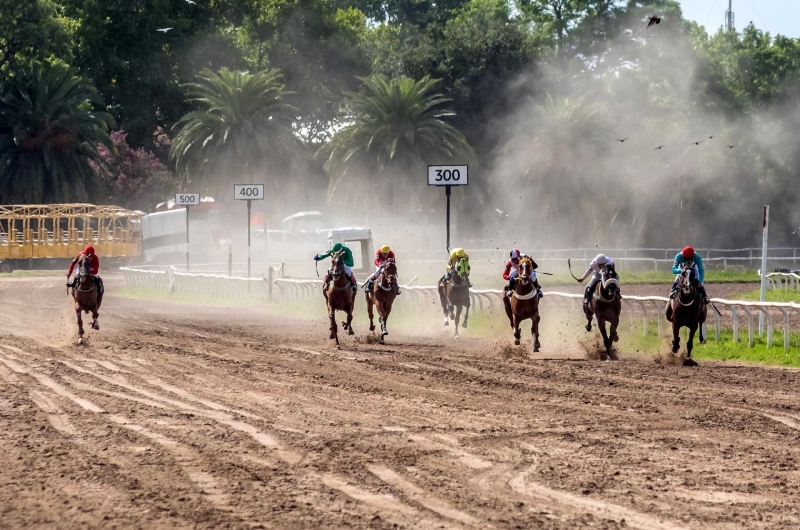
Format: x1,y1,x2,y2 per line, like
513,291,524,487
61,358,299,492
1,275,799,529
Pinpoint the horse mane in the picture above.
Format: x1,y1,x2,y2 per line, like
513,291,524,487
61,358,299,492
519,256,533,268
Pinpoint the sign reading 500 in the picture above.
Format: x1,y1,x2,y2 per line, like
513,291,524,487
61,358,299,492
234,184,265,200
427,165,468,186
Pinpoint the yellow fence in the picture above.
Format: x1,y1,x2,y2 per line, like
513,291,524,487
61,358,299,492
0,204,142,260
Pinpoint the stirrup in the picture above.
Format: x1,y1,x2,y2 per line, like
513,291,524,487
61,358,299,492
538,289,544,298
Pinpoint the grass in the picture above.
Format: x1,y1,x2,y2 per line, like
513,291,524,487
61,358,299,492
117,287,264,308
737,288,800,303
542,269,759,287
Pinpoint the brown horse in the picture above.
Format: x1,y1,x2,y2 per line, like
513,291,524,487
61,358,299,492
70,256,102,345
366,261,398,343
323,251,356,348
502,257,541,352
438,257,470,338
583,263,621,360
665,264,707,360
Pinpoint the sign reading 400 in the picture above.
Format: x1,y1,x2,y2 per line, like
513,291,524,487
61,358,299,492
234,184,265,200
427,165,468,186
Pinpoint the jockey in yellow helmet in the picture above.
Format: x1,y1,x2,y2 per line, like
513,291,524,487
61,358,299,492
440,248,472,286
365,244,400,295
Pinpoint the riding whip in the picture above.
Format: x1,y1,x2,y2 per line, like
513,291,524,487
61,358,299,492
315,259,319,278
710,302,722,317
567,259,581,281
538,271,554,276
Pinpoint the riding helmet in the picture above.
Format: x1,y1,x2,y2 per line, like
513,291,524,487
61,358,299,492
84,245,95,255
594,253,607,265
682,246,695,259
509,249,521,260
380,244,391,253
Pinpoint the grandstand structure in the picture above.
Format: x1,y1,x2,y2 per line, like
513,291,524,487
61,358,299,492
0,204,142,272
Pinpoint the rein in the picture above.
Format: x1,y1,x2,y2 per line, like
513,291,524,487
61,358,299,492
593,273,619,303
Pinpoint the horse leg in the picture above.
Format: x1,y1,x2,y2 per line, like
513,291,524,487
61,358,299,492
76,308,84,344
379,302,389,337
699,305,708,345
671,323,681,354
532,313,541,353
584,303,594,332
597,317,611,361
687,325,697,358
367,293,376,332
328,305,337,341
453,304,462,338
462,302,469,329
346,306,355,336
503,296,514,329
609,312,620,359
438,287,450,326
91,308,100,331
513,316,521,346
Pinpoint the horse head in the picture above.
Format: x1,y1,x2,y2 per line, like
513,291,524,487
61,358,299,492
79,255,90,281
601,263,620,296
330,250,344,279
382,260,397,285
679,264,697,300
518,257,533,285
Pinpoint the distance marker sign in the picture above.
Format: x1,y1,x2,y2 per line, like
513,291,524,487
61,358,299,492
175,193,200,206
427,165,468,186
234,184,265,200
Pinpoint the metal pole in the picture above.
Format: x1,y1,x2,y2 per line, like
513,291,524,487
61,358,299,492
759,205,769,333
247,199,252,280
185,205,190,271
445,185,451,252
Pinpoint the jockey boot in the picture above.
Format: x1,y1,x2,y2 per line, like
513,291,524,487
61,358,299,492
534,280,544,298
323,273,332,291
699,285,709,302
393,281,401,295
365,278,375,292
350,274,358,294
669,280,678,298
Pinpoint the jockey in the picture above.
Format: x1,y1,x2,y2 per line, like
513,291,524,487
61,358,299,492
67,245,104,300
365,244,401,295
671,246,708,301
503,249,544,298
576,253,614,306
440,247,472,286
314,242,358,294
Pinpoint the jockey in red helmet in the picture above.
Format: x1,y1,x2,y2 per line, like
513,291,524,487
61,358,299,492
671,246,708,301
67,245,104,300
365,244,400,295
503,249,543,298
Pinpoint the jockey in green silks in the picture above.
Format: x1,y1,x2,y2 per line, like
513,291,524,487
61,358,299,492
314,242,358,294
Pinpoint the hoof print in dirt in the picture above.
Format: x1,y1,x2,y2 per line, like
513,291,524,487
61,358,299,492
682,357,699,367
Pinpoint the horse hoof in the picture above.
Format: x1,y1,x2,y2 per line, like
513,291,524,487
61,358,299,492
514,339,520,346
682,358,698,367
329,333,336,340
443,319,449,326
700,339,707,345
454,335,460,340
348,329,355,336
534,347,540,353
462,322,468,329
77,338,84,346
585,324,592,332
612,334,619,343
369,325,375,332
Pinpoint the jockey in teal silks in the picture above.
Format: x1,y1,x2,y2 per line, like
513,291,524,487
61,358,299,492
671,246,708,302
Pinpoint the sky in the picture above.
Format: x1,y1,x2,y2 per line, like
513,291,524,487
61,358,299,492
678,0,799,38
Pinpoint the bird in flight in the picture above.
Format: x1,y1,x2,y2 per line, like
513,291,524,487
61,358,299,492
616,138,628,143
793,227,800,235
646,15,661,29
691,141,702,146
156,28,173,33
726,145,736,149
654,145,666,151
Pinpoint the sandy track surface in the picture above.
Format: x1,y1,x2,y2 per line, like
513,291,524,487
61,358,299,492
1,275,799,529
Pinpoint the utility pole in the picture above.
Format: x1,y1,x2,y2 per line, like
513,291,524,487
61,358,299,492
725,0,735,32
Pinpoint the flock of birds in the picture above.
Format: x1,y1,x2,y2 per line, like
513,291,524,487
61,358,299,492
616,137,737,151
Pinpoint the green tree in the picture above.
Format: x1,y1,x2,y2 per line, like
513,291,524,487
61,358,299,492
0,67,114,204
0,0,74,86
319,74,475,208
169,67,298,198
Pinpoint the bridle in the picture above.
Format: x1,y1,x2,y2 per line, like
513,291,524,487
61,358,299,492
677,265,697,306
377,261,397,291
594,265,619,303
329,251,351,291
518,257,532,285
451,258,470,288
74,256,96,293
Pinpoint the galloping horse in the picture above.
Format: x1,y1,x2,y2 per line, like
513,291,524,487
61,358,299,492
438,257,471,338
366,260,398,343
584,262,621,360
70,255,102,345
502,257,541,352
324,250,356,348
665,264,707,358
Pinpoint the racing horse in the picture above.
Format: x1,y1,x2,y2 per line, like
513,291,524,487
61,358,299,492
502,257,541,352
366,260,398,343
584,262,621,360
438,257,471,338
324,250,356,348
665,264,707,360
70,254,102,345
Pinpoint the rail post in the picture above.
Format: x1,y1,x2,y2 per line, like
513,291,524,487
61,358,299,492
731,306,739,343
740,306,755,348
778,307,790,350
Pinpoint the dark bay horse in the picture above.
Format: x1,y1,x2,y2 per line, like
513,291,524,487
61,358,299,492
665,264,707,359
584,263,621,360
503,257,541,352
366,261,397,343
70,256,102,345
323,251,356,348
438,257,471,338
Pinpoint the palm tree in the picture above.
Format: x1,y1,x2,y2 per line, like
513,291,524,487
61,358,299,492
318,74,475,208
169,67,298,198
0,67,114,204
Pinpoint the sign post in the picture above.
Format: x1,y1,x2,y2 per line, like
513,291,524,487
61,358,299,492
176,193,200,271
759,205,769,334
234,184,265,280
428,165,468,252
